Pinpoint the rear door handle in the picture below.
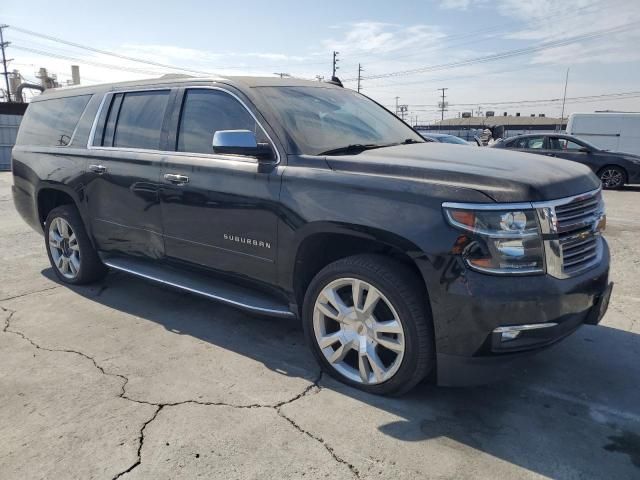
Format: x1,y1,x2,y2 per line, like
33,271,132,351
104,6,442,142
89,164,107,174
164,173,190,185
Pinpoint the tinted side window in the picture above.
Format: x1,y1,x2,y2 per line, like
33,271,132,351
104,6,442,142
177,89,265,155
17,95,91,146
111,91,170,150
549,137,584,151
512,136,544,149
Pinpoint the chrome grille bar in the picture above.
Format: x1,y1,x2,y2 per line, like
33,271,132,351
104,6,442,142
534,187,605,279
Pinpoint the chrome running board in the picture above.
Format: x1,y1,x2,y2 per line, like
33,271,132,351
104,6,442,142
102,256,295,318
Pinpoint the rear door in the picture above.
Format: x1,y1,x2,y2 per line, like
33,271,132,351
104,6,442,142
84,89,175,259
159,86,282,285
546,136,598,172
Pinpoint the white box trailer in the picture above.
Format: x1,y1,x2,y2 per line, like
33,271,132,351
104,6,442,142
566,112,640,155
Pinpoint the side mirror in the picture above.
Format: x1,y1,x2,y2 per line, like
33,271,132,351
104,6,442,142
579,146,591,153
212,130,274,161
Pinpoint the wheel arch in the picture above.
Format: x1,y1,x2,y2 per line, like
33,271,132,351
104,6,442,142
36,185,82,227
288,222,429,313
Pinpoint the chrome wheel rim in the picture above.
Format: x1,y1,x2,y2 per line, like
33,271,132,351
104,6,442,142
600,169,623,188
49,217,80,279
313,278,405,385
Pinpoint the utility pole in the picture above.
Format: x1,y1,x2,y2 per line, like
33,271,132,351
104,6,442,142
1,25,12,102
332,51,339,78
357,63,363,93
438,87,448,123
559,68,570,132
395,96,400,117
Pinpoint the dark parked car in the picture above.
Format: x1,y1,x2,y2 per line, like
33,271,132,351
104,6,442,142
417,132,470,145
492,133,640,189
12,76,611,395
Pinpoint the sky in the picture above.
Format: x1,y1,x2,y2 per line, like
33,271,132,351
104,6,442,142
2,0,640,124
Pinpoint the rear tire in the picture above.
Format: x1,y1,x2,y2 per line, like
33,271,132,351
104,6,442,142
45,205,107,285
302,254,434,396
598,165,626,190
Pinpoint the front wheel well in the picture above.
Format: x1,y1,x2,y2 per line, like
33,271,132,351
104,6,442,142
37,188,76,227
292,232,425,311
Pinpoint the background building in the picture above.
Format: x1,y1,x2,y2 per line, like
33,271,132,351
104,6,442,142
416,114,567,142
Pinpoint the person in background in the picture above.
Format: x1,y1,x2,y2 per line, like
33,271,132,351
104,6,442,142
480,128,493,146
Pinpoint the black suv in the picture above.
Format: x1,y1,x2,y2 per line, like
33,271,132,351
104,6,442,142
492,133,640,189
12,76,612,395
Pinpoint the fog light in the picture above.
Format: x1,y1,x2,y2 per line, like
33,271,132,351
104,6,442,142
501,330,521,341
493,323,558,342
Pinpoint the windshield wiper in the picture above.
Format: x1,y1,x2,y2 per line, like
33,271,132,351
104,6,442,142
319,144,391,156
319,140,422,156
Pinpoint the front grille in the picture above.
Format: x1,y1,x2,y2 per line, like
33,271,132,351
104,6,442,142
554,190,604,276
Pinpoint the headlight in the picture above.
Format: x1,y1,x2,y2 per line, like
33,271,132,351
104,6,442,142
443,207,544,274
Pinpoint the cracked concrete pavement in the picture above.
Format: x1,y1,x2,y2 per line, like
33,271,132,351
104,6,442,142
1,172,639,479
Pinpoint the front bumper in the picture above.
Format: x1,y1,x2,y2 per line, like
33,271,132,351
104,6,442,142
420,239,611,386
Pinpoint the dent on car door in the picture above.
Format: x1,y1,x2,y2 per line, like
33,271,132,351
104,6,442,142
159,87,282,285
84,89,174,259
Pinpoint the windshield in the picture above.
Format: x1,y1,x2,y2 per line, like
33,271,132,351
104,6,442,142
256,86,424,155
438,135,468,145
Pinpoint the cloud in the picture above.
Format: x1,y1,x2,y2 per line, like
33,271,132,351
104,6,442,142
439,0,487,10
322,21,445,55
493,0,640,66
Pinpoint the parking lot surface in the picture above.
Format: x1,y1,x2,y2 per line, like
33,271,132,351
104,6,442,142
1,171,639,479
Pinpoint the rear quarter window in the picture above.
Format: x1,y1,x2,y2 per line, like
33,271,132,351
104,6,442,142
16,95,92,147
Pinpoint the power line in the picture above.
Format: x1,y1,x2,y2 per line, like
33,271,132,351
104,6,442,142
325,0,605,67
11,45,173,76
343,21,640,82
448,90,640,107
385,89,640,108
9,25,336,72
8,25,215,76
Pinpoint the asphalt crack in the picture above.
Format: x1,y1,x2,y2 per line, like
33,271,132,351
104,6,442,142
0,285,62,302
112,405,164,480
1,307,350,479
277,407,361,479
2,305,129,390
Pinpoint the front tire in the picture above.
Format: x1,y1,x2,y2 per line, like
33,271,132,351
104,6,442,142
45,205,107,285
302,254,434,396
598,165,626,190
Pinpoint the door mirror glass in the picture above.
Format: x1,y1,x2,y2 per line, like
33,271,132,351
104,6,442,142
212,130,274,160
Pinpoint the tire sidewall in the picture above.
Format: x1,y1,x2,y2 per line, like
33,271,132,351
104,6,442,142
45,205,99,285
302,261,430,395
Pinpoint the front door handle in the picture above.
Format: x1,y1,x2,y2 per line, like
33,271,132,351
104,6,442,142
164,173,190,185
545,153,556,157
89,164,107,174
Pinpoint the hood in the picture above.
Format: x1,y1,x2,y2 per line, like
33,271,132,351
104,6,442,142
325,143,600,203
